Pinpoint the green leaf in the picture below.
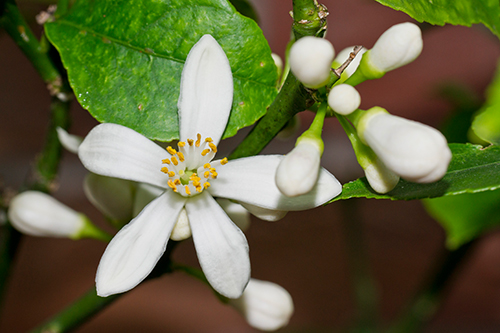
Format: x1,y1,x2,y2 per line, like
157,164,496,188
471,60,500,145
228,0,259,22
330,143,500,203
45,0,277,141
423,189,500,249
373,0,500,39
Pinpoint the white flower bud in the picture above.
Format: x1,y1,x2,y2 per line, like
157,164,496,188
289,36,335,88
359,109,451,183
170,208,192,241
275,139,322,197
334,46,366,78
230,279,294,331
271,53,283,74
369,22,423,72
364,157,400,194
56,127,83,154
8,191,85,238
328,84,361,115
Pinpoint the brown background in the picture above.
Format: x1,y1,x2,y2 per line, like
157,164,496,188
1,0,500,331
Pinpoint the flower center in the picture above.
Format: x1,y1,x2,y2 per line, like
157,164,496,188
160,133,228,197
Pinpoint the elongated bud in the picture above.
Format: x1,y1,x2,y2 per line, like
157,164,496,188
289,36,335,88
56,127,83,153
334,46,366,78
230,279,294,331
275,138,322,197
364,157,400,194
271,53,283,79
358,107,451,183
8,191,110,240
369,22,423,72
328,84,361,115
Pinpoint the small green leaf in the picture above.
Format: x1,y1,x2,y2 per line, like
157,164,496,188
373,0,500,39
330,143,500,203
471,60,500,145
423,189,500,249
45,0,277,141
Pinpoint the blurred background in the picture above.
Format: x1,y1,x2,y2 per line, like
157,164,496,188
1,0,500,331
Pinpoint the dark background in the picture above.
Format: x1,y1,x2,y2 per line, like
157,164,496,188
1,0,500,331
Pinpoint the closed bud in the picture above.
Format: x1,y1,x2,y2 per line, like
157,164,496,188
289,36,335,88
328,84,361,115
8,191,86,238
358,107,451,183
364,157,400,194
230,279,294,331
368,22,423,72
275,138,322,197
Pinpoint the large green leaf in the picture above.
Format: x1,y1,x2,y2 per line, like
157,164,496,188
330,143,500,203
374,0,500,39
471,60,500,145
424,189,500,249
45,0,277,141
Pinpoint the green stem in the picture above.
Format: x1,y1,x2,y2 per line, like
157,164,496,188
387,241,476,332
0,0,63,96
292,0,328,39
340,199,379,331
335,113,376,168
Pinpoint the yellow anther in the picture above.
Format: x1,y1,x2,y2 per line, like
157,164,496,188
187,139,194,146
161,167,169,173
162,158,171,164
196,186,202,193
185,186,191,195
209,143,217,153
204,171,210,178
168,171,175,177
205,137,213,143
171,156,178,165
178,141,186,147
203,163,211,169
166,146,177,155
211,172,218,179
204,182,211,189
220,157,228,165
177,152,185,162
168,180,177,192
201,149,210,156
195,134,201,147
193,180,201,187
190,174,200,181
210,168,216,173
174,179,181,186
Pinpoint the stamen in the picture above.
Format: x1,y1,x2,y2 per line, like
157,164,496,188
185,186,191,195
178,141,186,147
168,180,177,192
195,134,202,147
209,143,217,153
201,149,210,156
210,168,216,173
167,146,177,155
204,171,210,178
168,171,175,177
220,158,228,165
204,182,211,189
162,158,171,164
174,179,181,186
204,163,211,169
193,180,201,187
205,137,213,143
211,172,218,179
171,156,179,165
161,167,169,173
187,139,194,146
177,152,185,162
196,186,203,193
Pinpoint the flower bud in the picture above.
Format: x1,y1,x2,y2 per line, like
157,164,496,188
334,46,366,78
328,84,361,115
56,127,83,154
275,138,322,197
230,279,294,331
271,53,283,79
8,191,86,238
358,107,451,183
289,36,335,88
364,157,400,194
368,22,423,72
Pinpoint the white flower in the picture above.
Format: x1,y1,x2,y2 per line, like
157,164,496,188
328,84,361,115
230,279,294,331
275,138,322,197
8,191,86,238
78,35,341,298
368,22,423,72
358,107,451,183
334,46,366,78
363,157,400,194
289,36,335,88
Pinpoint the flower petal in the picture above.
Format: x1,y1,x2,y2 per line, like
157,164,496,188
239,202,287,222
56,127,82,153
78,123,168,188
216,198,251,231
178,34,233,145
96,190,186,297
186,191,250,298
208,155,341,211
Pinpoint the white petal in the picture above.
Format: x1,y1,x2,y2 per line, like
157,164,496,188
78,123,168,189
209,156,341,211
363,158,400,194
186,192,250,298
96,190,186,297
56,127,83,153
216,198,251,231
240,202,287,222
178,34,233,145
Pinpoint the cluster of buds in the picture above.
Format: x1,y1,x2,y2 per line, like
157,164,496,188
277,22,451,196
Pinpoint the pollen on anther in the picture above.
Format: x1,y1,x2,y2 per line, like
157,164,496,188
203,163,211,169
201,149,210,156
174,179,181,186
209,143,217,153
205,137,213,143
204,182,211,189
187,139,194,146
168,171,175,177
168,180,177,192
177,152,185,162
162,158,171,164
220,158,228,165
185,186,191,195
196,186,202,193
178,141,186,147
167,146,177,155
204,171,210,178
211,172,218,179
161,167,169,173
195,134,202,147
171,156,179,165
210,168,216,173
